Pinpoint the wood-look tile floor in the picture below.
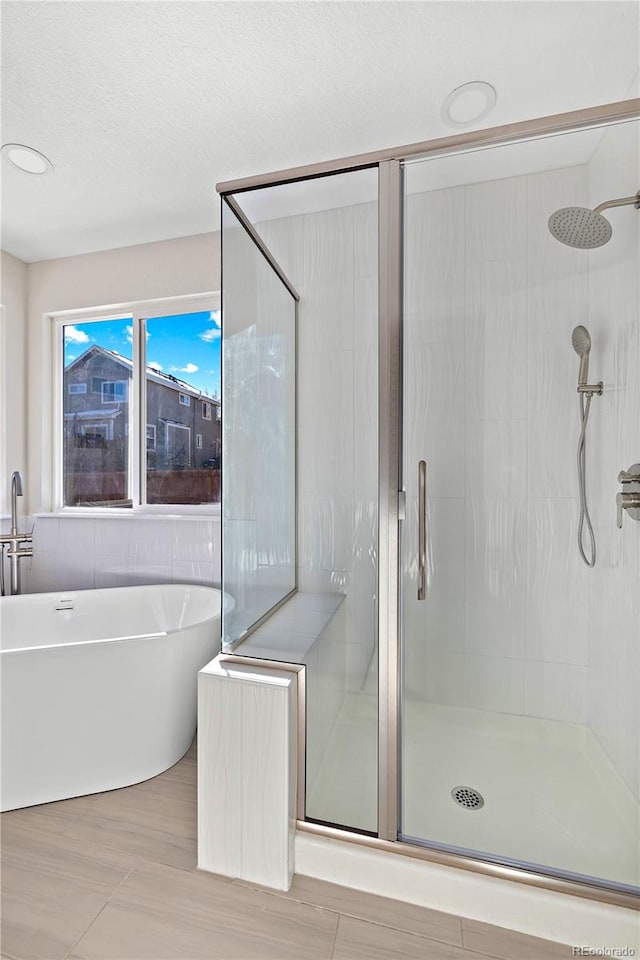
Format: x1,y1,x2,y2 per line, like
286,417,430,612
0,740,574,960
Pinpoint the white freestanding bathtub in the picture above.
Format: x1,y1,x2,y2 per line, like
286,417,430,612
0,583,221,811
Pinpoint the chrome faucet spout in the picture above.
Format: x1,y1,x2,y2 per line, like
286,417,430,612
10,471,24,537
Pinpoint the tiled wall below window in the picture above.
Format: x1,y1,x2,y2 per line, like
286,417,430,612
19,514,220,594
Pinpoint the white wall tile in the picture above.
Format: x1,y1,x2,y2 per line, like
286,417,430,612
525,499,589,665
171,518,215,563
466,420,527,502
24,551,59,593
301,206,354,354
524,660,587,724
405,186,465,346
57,517,95,559
56,556,95,592
464,495,526,661
32,517,59,553
404,342,465,500
353,200,378,280
172,560,216,586
93,518,133,559
465,177,526,264
424,650,524,715
465,258,527,421
527,332,577,498
299,496,354,574
131,519,174,566
297,351,354,499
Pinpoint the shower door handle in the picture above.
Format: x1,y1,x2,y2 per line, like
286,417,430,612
418,460,427,601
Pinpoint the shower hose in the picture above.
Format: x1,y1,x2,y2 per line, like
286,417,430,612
577,392,596,567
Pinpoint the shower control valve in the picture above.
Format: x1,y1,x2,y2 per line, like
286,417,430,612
616,464,640,528
617,492,640,528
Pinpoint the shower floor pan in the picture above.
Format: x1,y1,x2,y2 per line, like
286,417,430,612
307,693,639,890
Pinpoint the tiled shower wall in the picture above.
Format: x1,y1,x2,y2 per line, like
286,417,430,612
21,515,220,593
257,194,379,693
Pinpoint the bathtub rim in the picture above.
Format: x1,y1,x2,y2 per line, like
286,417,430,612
0,582,223,654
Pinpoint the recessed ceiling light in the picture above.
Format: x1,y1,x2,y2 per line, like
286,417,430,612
441,82,497,128
1,143,53,175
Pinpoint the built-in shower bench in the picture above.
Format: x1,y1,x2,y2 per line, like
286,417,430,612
198,591,347,891
232,590,345,664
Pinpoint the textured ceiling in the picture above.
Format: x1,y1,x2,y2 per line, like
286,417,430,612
1,1,639,262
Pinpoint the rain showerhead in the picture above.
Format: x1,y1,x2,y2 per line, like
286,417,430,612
549,207,612,249
572,325,591,385
548,190,640,249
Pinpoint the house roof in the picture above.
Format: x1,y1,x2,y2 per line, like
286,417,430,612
65,344,220,403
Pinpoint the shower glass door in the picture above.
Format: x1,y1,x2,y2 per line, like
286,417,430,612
400,119,640,893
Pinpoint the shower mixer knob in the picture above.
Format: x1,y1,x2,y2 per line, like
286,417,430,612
618,465,640,483
617,492,640,529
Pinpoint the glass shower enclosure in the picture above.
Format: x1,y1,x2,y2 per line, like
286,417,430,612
219,98,640,906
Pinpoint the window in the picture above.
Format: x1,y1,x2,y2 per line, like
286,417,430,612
101,380,128,403
57,298,220,510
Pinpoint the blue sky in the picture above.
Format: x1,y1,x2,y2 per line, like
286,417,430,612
64,310,221,397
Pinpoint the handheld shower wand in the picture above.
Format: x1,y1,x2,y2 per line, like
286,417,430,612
572,325,590,386
571,327,601,567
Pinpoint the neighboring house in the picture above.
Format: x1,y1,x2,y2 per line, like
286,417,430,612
64,345,221,474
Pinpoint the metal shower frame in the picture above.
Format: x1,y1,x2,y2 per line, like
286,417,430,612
217,97,640,912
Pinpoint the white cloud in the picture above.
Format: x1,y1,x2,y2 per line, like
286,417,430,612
180,362,199,374
147,361,163,371
200,314,221,342
64,325,89,344
199,327,221,342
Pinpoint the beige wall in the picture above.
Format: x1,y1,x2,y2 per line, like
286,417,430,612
26,231,220,512
0,250,28,514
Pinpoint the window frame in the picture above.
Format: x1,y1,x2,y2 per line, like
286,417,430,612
202,401,212,421
51,292,220,515
178,392,191,407
68,382,87,395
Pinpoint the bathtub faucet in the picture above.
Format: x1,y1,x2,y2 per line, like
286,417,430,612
0,471,33,596
11,470,23,536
